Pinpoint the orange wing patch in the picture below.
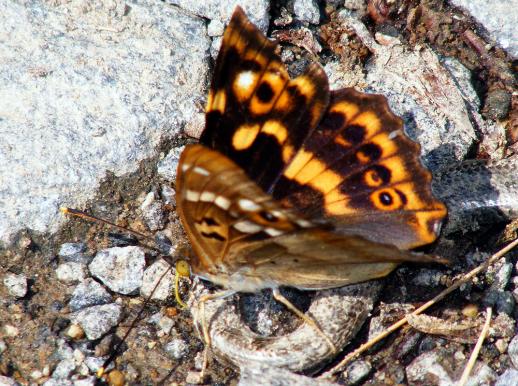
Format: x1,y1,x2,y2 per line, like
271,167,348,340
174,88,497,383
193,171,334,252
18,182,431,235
201,8,329,192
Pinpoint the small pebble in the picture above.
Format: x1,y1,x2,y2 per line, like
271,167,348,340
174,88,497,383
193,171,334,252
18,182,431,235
164,338,189,359
496,291,516,315
89,246,145,295
72,303,122,340
30,370,43,380
58,243,89,263
496,369,518,386
185,371,204,384
461,303,479,318
508,334,518,369
495,339,508,354
52,358,76,379
140,259,174,301
69,278,112,311
72,375,97,386
294,0,320,24
107,369,125,386
56,262,87,283
66,324,85,340
3,273,27,298
490,262,513,291
139,192,165,232
0,376,18,386
0,340,6,354
4,325,19,337
344,360,372,385
157,316,175,335
160,184,176,207
84,356,112,374
156,146,185,182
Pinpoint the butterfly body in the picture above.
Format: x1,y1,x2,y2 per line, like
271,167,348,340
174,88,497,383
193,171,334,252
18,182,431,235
176,7,446,301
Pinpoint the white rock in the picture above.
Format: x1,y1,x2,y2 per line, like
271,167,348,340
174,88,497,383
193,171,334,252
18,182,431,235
294,0,320,24
56,263,87,283
89,246,145,295
72,303,122,340
140,259,174,301
450,0,518,58
164,338,189,359
3,273,28,298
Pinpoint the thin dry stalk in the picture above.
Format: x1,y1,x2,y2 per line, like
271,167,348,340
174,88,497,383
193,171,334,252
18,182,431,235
321,237,518,379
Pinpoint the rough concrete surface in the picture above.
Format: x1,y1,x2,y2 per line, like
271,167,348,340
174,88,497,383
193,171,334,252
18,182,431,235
0,0,210,246
1,1,517,385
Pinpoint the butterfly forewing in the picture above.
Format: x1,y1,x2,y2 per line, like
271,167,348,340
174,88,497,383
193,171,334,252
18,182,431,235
202,7,330,193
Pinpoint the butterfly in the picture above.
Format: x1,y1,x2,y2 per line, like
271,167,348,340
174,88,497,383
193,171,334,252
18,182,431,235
175,5,447,367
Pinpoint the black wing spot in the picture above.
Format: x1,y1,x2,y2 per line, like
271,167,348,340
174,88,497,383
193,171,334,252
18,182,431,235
379,191,393,206
395,189,407,206
256,81,274,103
259,210,277,222
287,84,307,106
241,60,262,72
219,47,239,86
321,111,345,131
201,217,219,226
367,165,391,184
357,143,382,161
342,124,365,144
200,231,226,242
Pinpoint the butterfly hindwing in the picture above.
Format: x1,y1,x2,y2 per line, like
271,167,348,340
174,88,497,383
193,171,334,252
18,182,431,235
176,145,445,291
201,7,330,193
272,88,447,249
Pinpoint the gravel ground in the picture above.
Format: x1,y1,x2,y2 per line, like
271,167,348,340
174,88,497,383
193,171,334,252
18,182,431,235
1,1,517,385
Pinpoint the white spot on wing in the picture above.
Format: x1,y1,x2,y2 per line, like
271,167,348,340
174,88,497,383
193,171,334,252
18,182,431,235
193,166,210,176
233,220,263,233
236,71,255,91
264,228,284,236
200,191,215,202
238,198,261,212
295,219,313,228
181,163,191,172
388,130,400,140
185,190,200,202
215,196,231,210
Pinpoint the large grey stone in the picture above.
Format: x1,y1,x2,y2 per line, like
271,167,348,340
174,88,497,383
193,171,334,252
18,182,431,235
165,0,270,32
0,1,209,246
450,0,518,58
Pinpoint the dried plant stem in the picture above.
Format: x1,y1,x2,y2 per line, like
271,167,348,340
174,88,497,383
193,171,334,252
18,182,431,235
458,307,492,386
321,237,518,379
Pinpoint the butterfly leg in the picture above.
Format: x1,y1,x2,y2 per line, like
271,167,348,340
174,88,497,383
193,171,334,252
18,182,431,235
197,290,236,379
272,288,337,353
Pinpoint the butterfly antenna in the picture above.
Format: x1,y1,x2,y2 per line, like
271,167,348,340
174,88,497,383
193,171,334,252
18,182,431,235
60,207,153,241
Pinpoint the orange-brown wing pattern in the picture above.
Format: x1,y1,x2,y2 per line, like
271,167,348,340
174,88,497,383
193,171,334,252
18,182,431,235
200,7,329,193
176,145,445,291
272,89,447,249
